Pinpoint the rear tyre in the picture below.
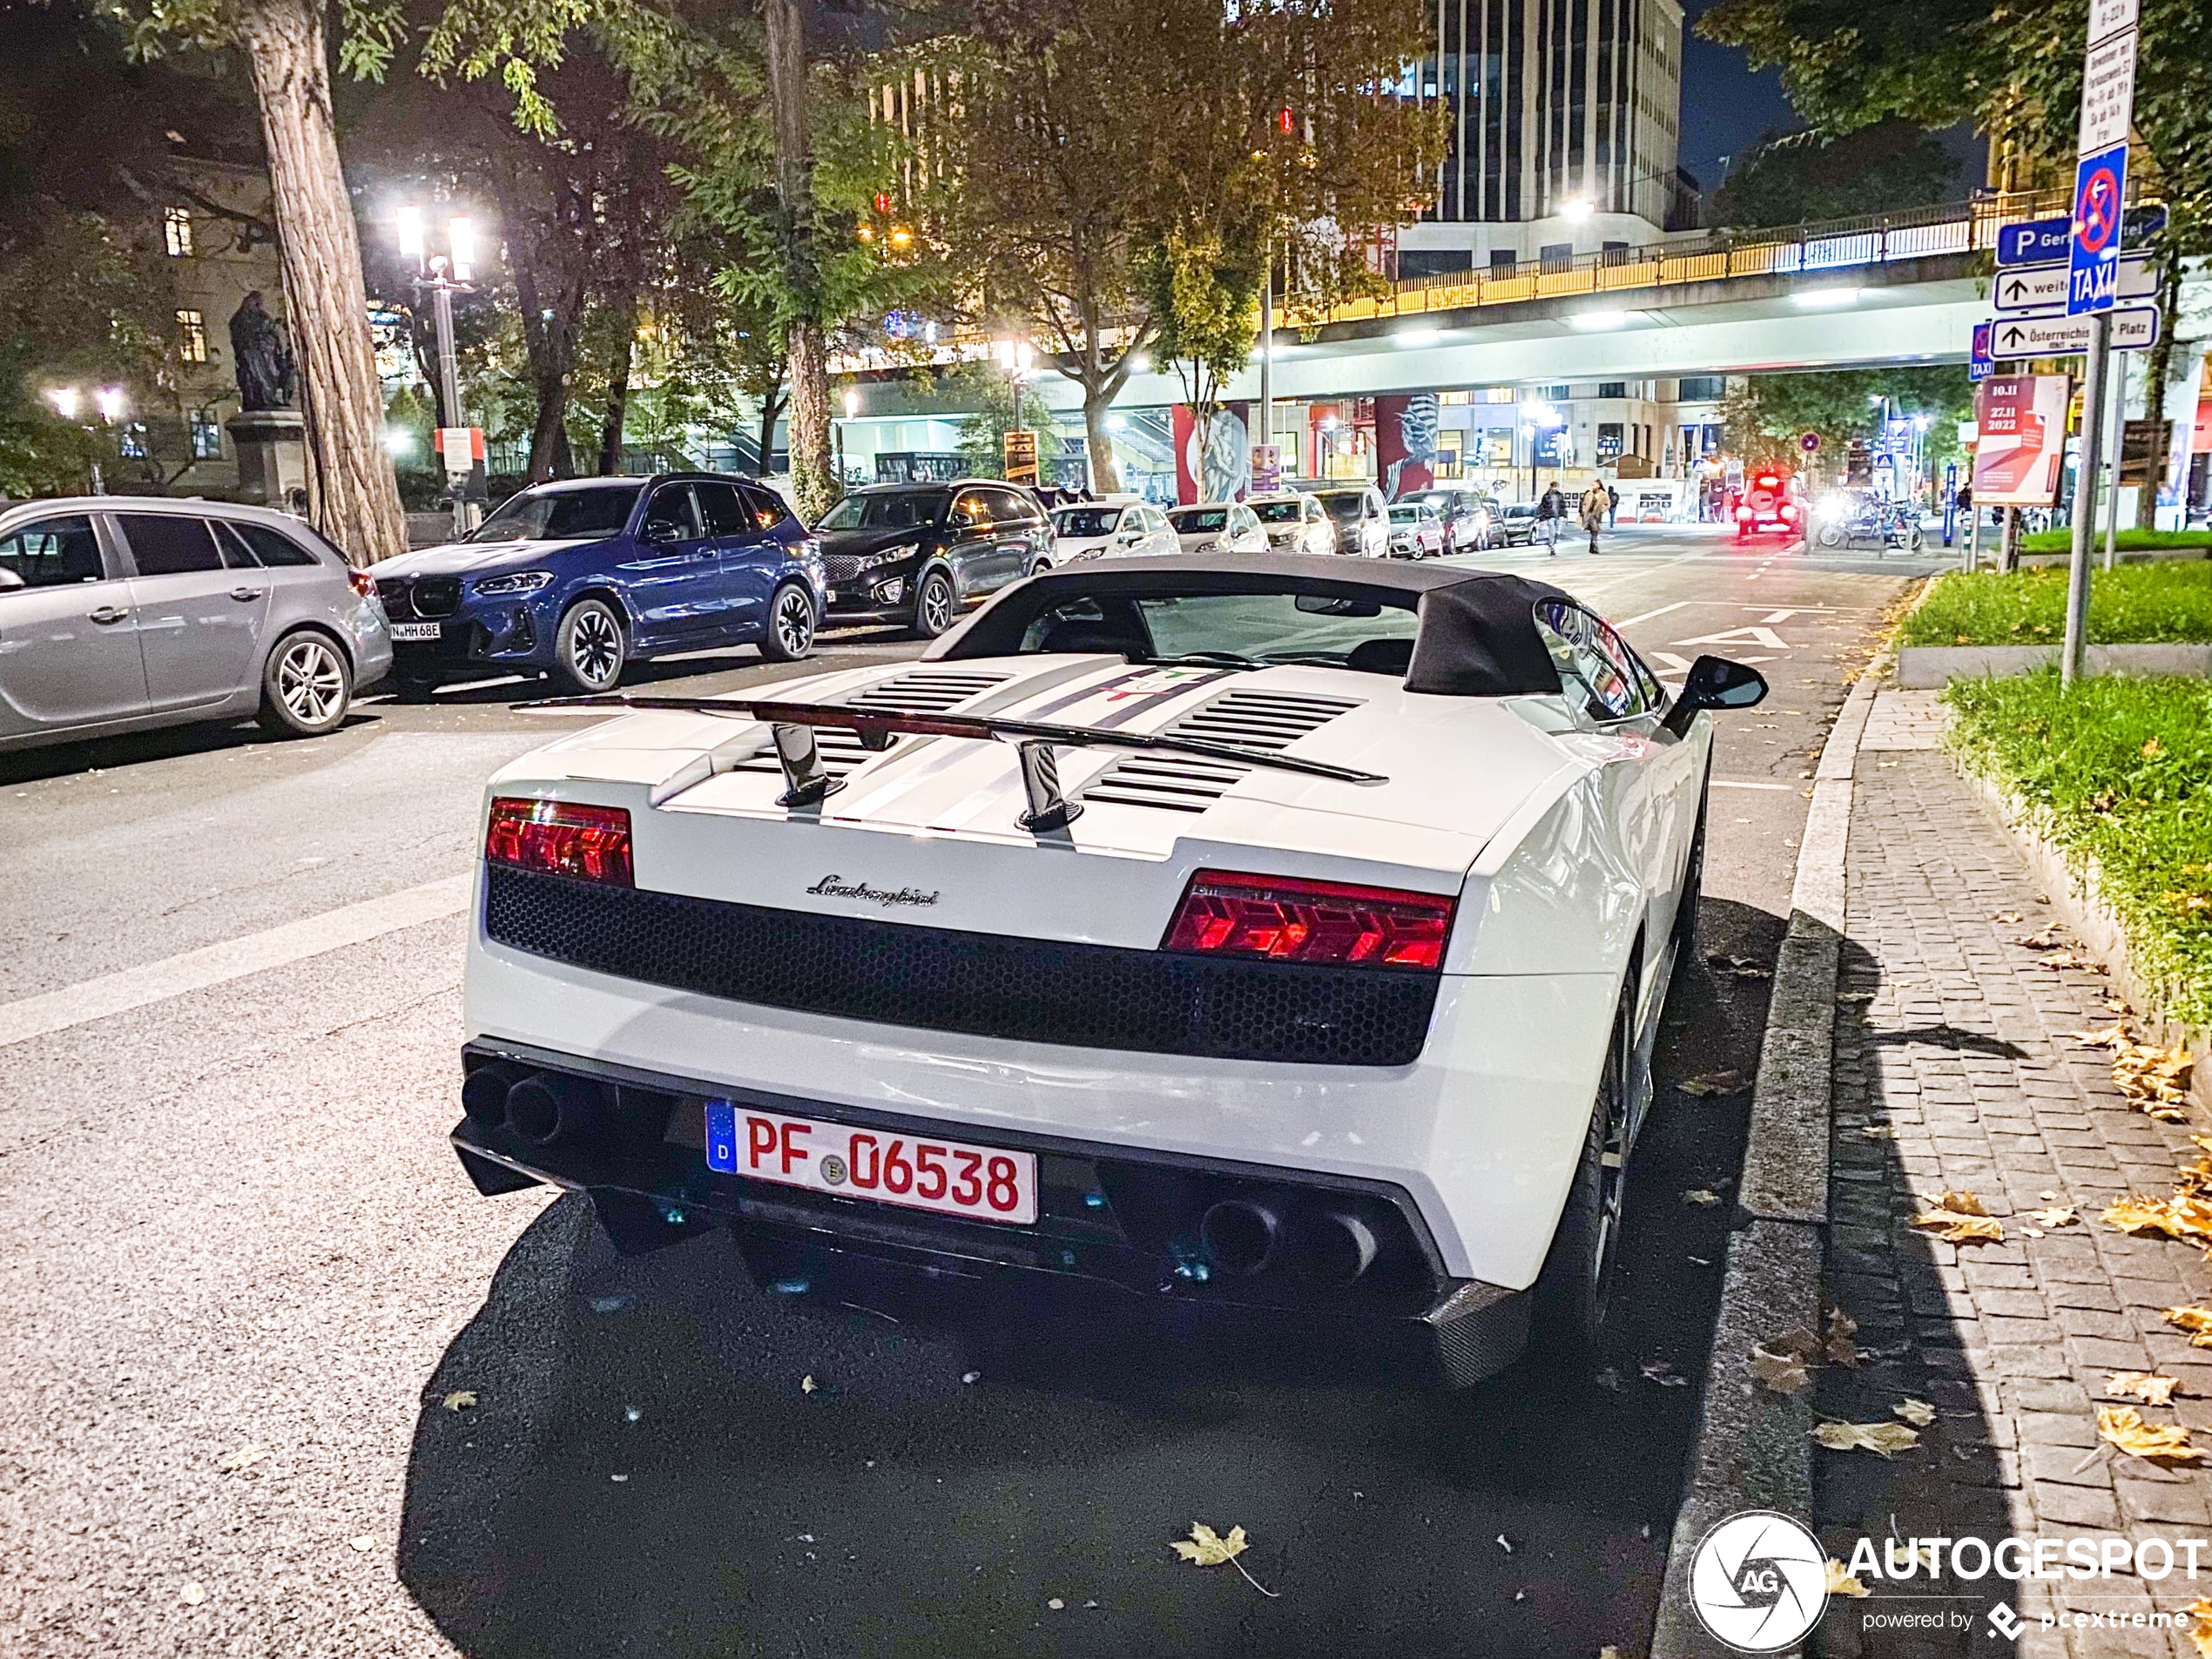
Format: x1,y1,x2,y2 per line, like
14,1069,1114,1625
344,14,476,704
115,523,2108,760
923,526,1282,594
910,569,956,639
552,597,627,696
759,581,818,663
256,630,352,738
1673,786,1707,961
1530,983,1634,1366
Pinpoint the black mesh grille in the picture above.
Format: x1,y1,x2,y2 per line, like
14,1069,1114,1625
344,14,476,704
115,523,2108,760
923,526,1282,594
413,577,462,617
822,553,867,582
484,865,1438,1066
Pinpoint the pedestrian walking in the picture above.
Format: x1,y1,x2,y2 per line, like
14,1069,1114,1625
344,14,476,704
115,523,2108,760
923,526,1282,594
1535,483,1564,554
1580,480,1608,555
1605,482,1619,529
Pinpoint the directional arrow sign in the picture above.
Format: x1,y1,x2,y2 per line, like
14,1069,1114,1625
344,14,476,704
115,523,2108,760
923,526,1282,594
1993,252,2156,314
1987,305,2160,359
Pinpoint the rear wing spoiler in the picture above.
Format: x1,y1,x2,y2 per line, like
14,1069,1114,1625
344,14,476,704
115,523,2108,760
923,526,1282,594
514,692,1386,832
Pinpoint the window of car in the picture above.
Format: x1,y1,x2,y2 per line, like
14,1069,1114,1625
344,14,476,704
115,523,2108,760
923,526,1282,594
1051,506,1118,539
693,481,752,537
947,491,994,531
816,489,946,532
1016,588,1419,667
115,513,223,576
643,484,705,542
1170,508,1228,533
221,520,320,567
1316,491,1368,524
981,487,1034,527
738,483,793,532
0,515,104,587
1246,499,1304,525
469,482,641,542
1533,598,1656,722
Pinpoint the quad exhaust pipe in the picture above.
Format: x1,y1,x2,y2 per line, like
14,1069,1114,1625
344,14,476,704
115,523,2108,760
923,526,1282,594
1200,1198,1380,1285
462,1066,604,1147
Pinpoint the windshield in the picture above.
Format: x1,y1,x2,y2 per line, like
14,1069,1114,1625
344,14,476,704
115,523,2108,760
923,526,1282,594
469,483,640,543
1316,491,1368,523
1388,506,1424,524
1169,508,1229,533
1012,588,1418,670
816,490,947,532
1052,507,1123,538
1248,499,1305,525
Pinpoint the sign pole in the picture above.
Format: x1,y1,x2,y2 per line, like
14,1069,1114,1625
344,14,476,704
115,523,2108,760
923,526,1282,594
2103,350,2128,570
2062,313,2111,686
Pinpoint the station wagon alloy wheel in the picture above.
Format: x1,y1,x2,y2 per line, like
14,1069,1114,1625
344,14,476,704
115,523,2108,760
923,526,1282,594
257,631,352,738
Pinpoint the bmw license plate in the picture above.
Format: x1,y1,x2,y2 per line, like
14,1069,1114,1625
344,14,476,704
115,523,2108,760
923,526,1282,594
388,622,442,641
705,1102,1038,1224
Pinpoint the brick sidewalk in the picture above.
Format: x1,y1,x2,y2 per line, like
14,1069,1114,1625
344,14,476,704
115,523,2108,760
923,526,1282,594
1817,689,2212,1659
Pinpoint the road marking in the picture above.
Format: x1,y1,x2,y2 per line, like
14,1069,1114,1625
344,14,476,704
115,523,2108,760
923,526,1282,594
1617,601,1691,626
0,874,473,1049
1649,651,1695,673
1710,779,1792,791
1674,625,1791,651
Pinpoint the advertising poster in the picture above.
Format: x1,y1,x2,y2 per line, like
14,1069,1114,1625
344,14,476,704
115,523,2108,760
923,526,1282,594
1373,392,1440,500
1971,375,2072,506
1170,401,1252,504
1250,443,1282,493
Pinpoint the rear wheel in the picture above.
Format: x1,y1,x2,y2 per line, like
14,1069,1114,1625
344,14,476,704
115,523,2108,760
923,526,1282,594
256,630,351,738
1673,786,1707,961
910,568,956,639
759,582,818,663
1531,982,1635,1365
552,597,626,695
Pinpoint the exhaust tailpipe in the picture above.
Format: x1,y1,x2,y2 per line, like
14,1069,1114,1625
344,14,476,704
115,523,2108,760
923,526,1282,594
461,1066,516,1128
1199,1199,1282,1277
504,1072,604,1147
1306,1210,1380,1285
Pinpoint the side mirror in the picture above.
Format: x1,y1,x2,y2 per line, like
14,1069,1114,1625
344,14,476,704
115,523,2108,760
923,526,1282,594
1662,654,1767,736
641,519,682,545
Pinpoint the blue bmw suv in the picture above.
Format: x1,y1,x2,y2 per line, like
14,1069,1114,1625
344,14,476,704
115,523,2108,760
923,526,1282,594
373,473,825,700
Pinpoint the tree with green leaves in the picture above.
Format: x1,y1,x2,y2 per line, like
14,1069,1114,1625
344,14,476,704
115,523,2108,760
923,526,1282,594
1710,120,1962,230
1139,229,1262,495
1723,367,1973,479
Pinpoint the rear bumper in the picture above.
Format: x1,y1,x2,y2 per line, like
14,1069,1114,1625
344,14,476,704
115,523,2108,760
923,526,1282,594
451,1039,1531,1385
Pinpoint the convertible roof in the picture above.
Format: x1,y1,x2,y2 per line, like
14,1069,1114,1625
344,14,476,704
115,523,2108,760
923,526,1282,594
931,553,1571,698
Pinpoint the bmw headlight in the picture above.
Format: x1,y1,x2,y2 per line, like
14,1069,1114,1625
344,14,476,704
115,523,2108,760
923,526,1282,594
472,570,554,596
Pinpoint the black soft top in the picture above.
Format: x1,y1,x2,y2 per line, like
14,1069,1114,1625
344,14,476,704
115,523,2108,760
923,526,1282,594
927,553,1569,698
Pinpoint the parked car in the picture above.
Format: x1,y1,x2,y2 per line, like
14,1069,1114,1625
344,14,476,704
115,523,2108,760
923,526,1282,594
374,474,822,700
449,554,1769,1380
1406,488,1497,555
1311,484,1391,556
1244,492,1337,555
1050,497,1181,565
0,496,392,753
1165,502,1269,556
1386,501,1448,559
1494,502,1540,545
816,480,1053,638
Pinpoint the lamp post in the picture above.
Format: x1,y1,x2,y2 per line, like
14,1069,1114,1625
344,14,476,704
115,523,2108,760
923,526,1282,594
839,386,860,486
398,206,477,539
48,386,125,495
993,338,1035,482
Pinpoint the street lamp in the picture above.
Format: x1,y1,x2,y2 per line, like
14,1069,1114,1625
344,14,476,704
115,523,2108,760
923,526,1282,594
838,386,860,485
397,206,479,538
47,384,125,494
994,338,1035,477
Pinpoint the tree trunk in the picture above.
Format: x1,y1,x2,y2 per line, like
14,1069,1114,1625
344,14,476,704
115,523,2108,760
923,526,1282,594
234,0,406,564
762,0,835,519
2141,258,2183,522
597,313,634,475
759,386,786,475
1082,386,1123,494
526,368,573,482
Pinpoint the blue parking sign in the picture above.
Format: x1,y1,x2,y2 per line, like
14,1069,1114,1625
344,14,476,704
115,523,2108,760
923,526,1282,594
2068,144,2128,316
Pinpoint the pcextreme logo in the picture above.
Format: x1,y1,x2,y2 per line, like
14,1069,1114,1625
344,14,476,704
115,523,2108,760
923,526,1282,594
1688,1510,1829,1653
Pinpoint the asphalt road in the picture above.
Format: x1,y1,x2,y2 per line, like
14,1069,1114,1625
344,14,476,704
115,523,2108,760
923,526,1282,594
0,523,1942,1657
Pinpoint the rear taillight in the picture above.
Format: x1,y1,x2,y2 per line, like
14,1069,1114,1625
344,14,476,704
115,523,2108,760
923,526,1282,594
1163,870,1453,970
485,797,633,886
349,567,376,598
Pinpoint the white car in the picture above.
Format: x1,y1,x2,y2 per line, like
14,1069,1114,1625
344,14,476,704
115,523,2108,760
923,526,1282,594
1386,502,1447,559
452,555,1766,1381
1165,502,1268,555
1311,485,1391,556
1246,492,1337,555
1049,498,1179,563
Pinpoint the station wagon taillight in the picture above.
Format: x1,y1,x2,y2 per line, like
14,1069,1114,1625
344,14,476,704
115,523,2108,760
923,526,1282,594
1163,870,1453,970
349,567,376,598
485,798,634,886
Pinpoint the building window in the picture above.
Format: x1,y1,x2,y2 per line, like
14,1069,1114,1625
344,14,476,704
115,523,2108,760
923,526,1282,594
176,308,208,362
190,409,222,458
1597,422,1624,458
1678,375,1724,401
1539,242,1575,272
1539,383,1569,402
1437,389,1472,407
118,423,147,459
1484,387,1517,403
1489,248,1519,273
1599,381,1628,400
163,206,192,258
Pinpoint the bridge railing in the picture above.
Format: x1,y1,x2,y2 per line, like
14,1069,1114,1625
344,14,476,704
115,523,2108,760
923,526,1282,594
1299,187,2078,327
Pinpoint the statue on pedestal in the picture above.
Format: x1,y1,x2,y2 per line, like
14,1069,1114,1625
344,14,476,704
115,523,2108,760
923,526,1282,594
228,292,295,411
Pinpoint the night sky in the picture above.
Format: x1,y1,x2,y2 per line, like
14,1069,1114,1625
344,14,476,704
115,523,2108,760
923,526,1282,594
1675,0,1800,192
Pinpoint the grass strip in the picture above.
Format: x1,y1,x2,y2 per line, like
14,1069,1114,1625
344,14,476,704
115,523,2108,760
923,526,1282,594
1900,562,2212,647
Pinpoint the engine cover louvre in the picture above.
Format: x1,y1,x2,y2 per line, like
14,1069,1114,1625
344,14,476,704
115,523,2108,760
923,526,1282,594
1080,687,1363,813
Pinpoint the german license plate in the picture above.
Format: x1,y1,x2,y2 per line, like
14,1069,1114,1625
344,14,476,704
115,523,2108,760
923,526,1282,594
705,1102,1038,1224
388,621,442,641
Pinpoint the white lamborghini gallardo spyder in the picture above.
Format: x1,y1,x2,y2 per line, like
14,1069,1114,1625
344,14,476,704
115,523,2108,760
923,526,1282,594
452,554,1765,1383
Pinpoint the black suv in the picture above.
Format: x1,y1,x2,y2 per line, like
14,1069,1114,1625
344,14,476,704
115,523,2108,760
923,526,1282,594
813,480,1053,637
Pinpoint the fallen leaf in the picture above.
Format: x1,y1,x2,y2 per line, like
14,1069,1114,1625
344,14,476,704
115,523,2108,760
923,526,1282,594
442,1391,476,1413
1826,1559,1871,1597
2040,953,2107,974
2103,1196,2212,1246
1641,1359,1689,1387
2022,1227,2044,1238
2097,1405,2204,1466
1750,1345,1811,1395
1679,1069,1750,1097
1992,911,2023,924
1813,1420,1920,1457
2027,1205,2077,1229
179,1581,206,1606
2019,926,2066,949
2165,1306,2212,1348
1932,1190,1991,1216
2107,1372,2184,1407
1910,1192,2005,1244
2187,1595,2212,1659
217,1442,267,1474
1860,1125,1894,1141
347,1535,378,1552
801,1374,817,1395
1170,1522,1277,1597
1764,1325,1823,1359
1048,1597,1064,1610
2040,1189,2060,1200
1683,1188,1720,1207
2144,738,2165,758
1824,1306,1863,1368
1893,1398,1938,1426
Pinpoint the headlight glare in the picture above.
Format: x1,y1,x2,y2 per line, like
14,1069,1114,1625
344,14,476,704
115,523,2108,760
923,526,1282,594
473,570,554,596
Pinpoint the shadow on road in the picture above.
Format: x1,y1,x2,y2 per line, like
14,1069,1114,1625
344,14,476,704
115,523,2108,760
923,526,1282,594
0,709,381,784
395,896,1790,1659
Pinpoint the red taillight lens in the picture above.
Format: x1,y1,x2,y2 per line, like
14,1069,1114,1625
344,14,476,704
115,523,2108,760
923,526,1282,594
485,797,633,886
349,567,376,598
1163,870,1453,970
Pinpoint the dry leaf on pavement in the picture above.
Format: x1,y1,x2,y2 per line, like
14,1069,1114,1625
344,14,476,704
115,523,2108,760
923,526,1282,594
1750,1345,1811,1395
2107,1372,2184,1407
1679,1069,1750,1097
1893,1399,1938,1427
1824,1307,1863,1367
1911,1191,2005,1244
1860,1125,1893,1140
2187,1596,2212,1659
442,1391,477,1413
179,1581,206,1606
801,1375,817,1394
2096,1406,2205,1466
2165,1306,2212,1347
217,1442,268,1474
1812,1420,1920,1457
1826,1559,1871,1597
1170,1522,1277,1597
2027,1205,2077,1229
347,1535,378,1553
1683,1188,1720,1206
2019,926,2066,949
2103,1196,2212,1246
2065,1023,2130,1050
